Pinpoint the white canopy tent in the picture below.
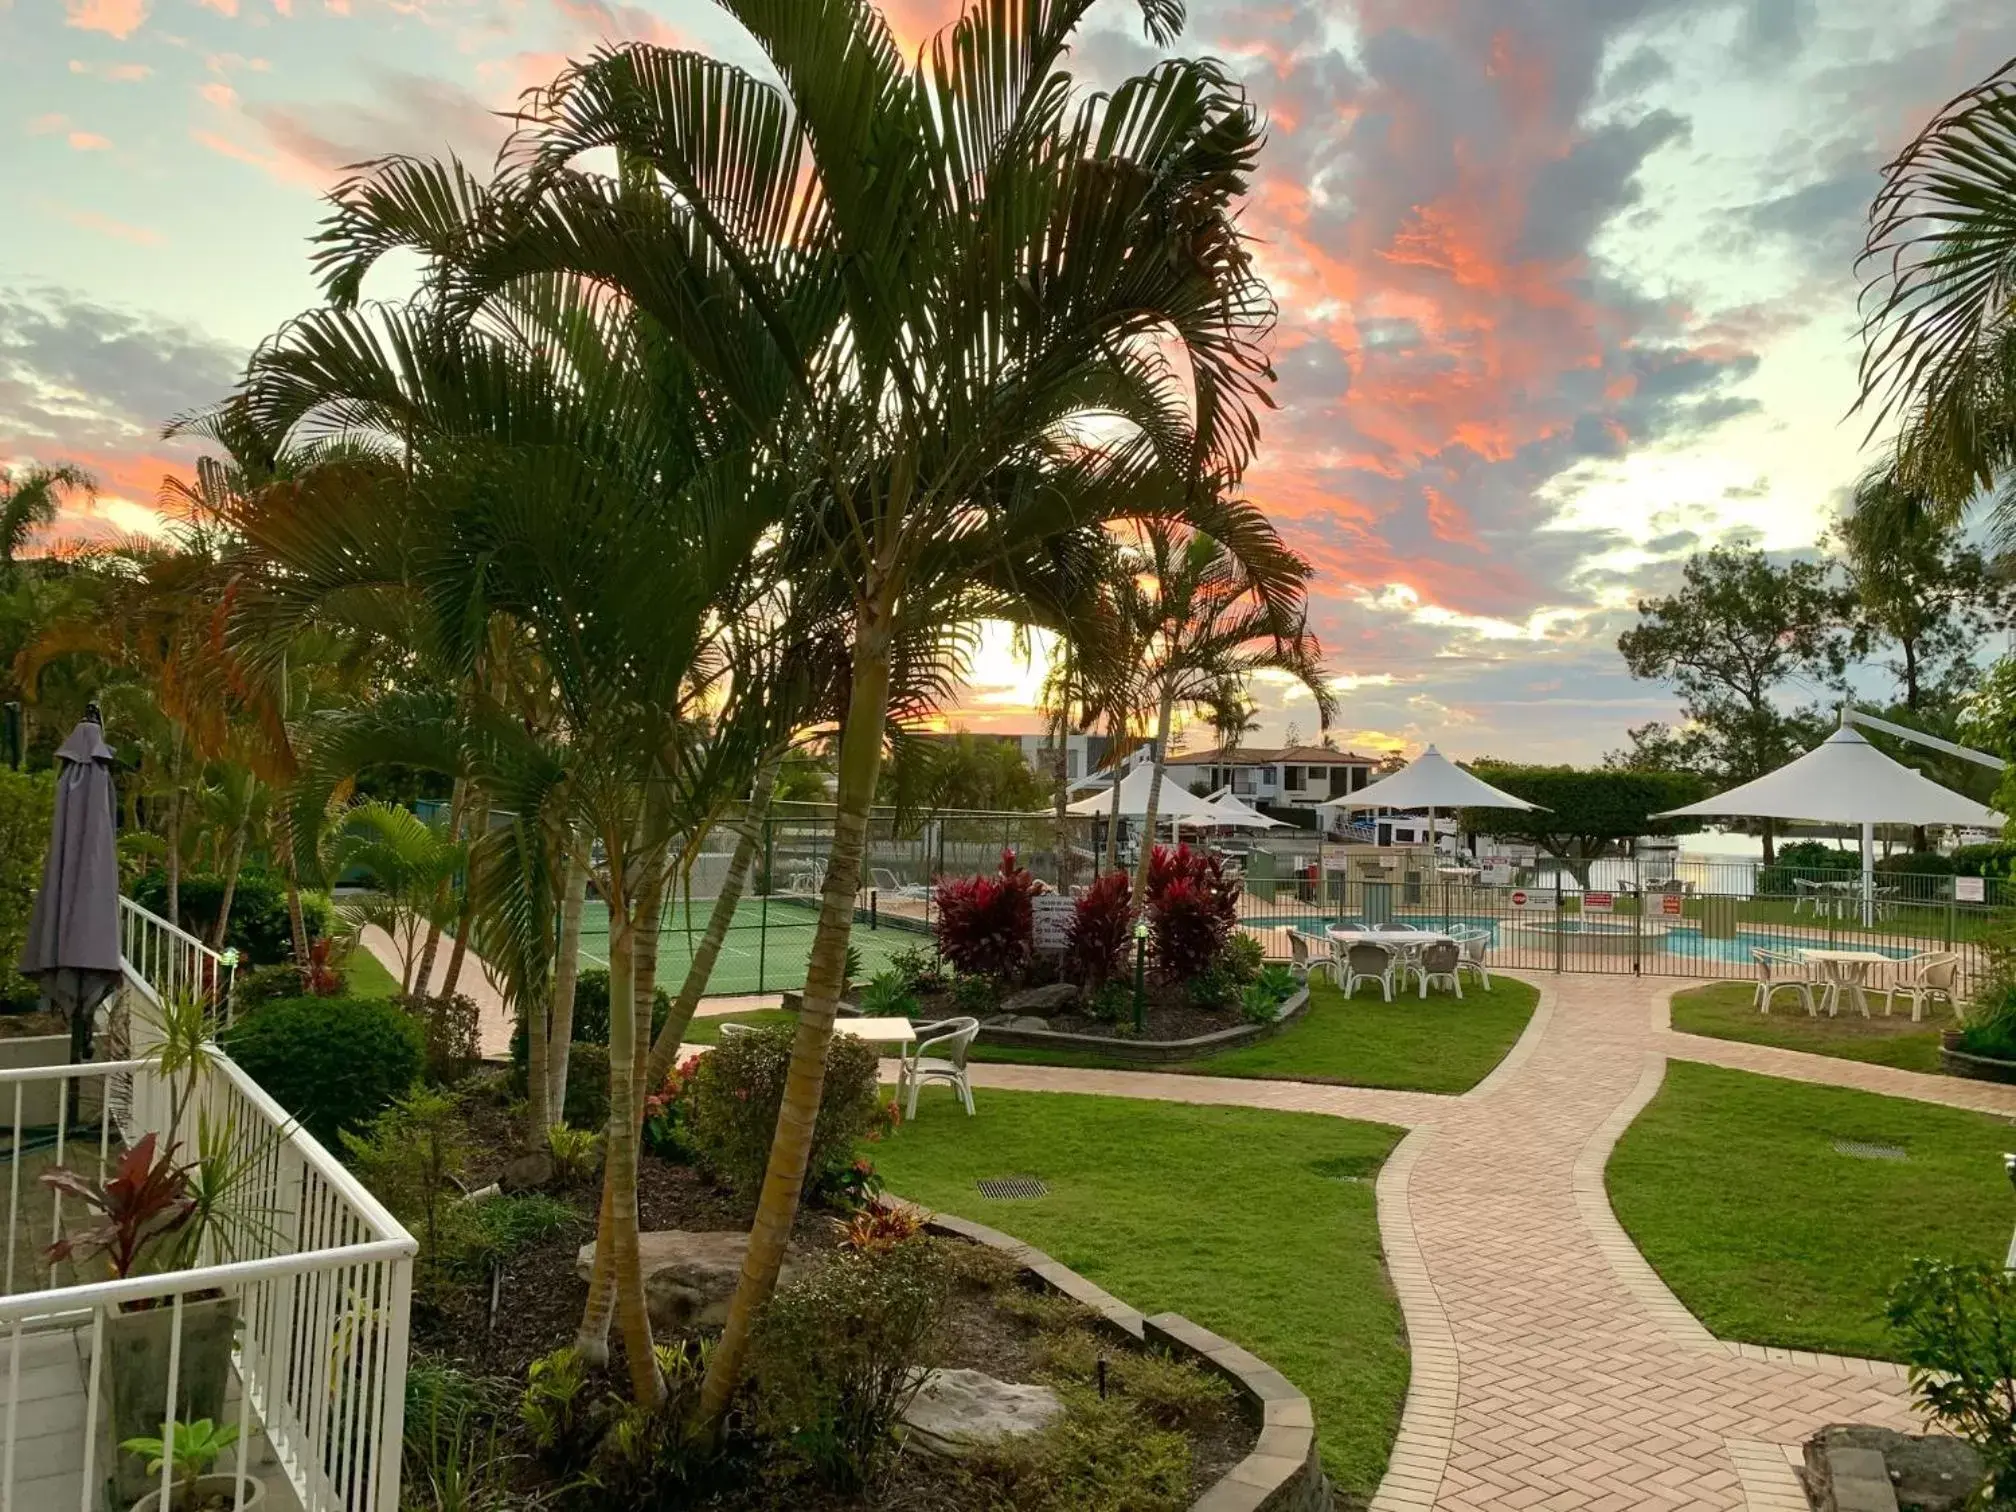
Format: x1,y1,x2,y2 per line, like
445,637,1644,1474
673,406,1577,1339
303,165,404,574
1655,724,2002,924
1316,745,1542,857
1065,763,1223,853
1200,788,1288,830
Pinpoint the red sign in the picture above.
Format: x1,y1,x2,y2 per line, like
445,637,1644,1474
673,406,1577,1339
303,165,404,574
1659,893,1684,917
1509,889,1528,909
1583,891,1614,913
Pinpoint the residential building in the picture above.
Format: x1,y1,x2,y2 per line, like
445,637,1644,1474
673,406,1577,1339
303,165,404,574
1163,744,1382,808
937,730,1114,782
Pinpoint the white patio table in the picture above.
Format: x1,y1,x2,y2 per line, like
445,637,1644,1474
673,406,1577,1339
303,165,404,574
835,1017,919,1046
1797,948,1897,1017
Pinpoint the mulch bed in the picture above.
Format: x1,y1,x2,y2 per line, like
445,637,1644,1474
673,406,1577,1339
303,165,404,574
0,1010,66,1040
414,1072,1258,1508
910,981,1247,1044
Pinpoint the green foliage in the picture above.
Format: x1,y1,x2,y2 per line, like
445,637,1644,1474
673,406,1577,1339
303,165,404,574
1239,964,1299,1025
1184,960,1240,1010
1081,980,1133,1024
545,1123,603,1185
1958,991,2016,1061
131,867,330,966
856,971,918,1018
121,1416,240,1495
952,1388,1192,1512
949,974,996,1017
1887,1259,2016,1503
519,1346,591,1467
1459,765,1707,884
875,730,1051,812
233,962,313,1009
684,1022,881,1203
887,943,944,992
574,1341,717,1507
1034,1327,1232,1430
443,1193,576,1278
749,1238,951,1488
507,968,671,1075
402,1359,518,1512
222,994,424,1145
559,1043,609,1131
338,1085,468,1280
1223,931,1264,984
0,768,52,1009
1875,850,1956,876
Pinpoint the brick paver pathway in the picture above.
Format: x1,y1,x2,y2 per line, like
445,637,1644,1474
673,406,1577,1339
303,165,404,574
963,976,2016,1509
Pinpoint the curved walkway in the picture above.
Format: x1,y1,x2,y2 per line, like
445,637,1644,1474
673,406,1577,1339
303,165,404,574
971,976,2016,1510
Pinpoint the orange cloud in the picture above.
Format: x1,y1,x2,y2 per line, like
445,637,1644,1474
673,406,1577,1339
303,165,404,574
63,0,149,38
68,60,153,81
27,114,68,135
41,201,163,246
68,131,113,151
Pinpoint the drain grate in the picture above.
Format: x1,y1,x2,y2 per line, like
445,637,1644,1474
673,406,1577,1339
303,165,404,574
975,1174,1048,1200
1833,1139,1908,1162
1310,1154,1382,1183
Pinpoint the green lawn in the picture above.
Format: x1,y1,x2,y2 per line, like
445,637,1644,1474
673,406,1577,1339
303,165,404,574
1606,1061,2016,1359
871,1087,1409,1499
1669,980,1953,1074
686,975,1538,1095
344,946,401,999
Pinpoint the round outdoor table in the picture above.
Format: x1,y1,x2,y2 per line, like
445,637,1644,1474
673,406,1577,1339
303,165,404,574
1797,948,1895,1017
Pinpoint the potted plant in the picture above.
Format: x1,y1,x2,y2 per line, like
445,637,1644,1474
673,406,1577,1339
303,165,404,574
123,1418,265,1511
1940,993,2016,1084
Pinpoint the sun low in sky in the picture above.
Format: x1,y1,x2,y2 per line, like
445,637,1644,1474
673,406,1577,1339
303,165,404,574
2,0,2007,760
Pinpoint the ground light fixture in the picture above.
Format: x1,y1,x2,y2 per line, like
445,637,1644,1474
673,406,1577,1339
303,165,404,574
1133,921,1150,1033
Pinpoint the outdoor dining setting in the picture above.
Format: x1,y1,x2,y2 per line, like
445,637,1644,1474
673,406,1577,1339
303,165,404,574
1752,945,1962,1020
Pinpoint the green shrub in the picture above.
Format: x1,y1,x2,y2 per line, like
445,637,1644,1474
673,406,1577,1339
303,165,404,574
684,1022,881,1202
406,992,481,1085
953,1388,1192,1512
1953,842,2016,879
888,943,943,992
1032,1329,1230,1429
856,971,918,1018
1876,850,1956,876
750,1238,951,1487
560,1043,610,1131
129,868,331,966
1223,932,1264,984
232,963,310,1010
508,967,669,1073
1888,1259,2016,1504
338,1085,468,1278
0,769,52,1010
223,995,423,1144
1184,960,1241,1011
443,1193,576,1277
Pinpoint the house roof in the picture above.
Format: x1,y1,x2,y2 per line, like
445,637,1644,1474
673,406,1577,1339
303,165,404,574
1166,745,1380,768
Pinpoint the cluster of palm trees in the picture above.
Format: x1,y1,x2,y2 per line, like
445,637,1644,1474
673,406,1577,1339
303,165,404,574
20,0,1329,1435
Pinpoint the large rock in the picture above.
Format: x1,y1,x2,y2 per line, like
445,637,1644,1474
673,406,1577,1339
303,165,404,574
900,1368,1064,1458
1804,1426,1984,1512
575,1231,807,1331
999,982,1078,1015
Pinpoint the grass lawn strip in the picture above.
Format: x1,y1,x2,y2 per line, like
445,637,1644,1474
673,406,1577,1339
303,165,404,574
345,946,402,1000
1606,1061,2016,1360
871,1085,1409,1501
1668,980,1951,1074
686,975,1538,1096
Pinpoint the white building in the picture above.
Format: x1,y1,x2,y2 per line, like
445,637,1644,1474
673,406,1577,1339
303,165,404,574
1163,744,1383,810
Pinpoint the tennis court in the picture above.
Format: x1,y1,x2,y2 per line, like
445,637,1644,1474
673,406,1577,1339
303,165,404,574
575,895,931,996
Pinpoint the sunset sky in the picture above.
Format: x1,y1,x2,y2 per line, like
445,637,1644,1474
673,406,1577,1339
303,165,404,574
3,0,2010,761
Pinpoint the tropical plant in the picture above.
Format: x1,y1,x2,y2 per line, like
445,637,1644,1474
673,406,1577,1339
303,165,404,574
545,1122,604,1186
120,1417,241,1509
855,971,918,1018
326,802,466,995
1887,1258,2016,1503
933,850,1038,982
223,995,424,1145
1063,870,1133,993
0,464,93,572
40,1133,194,1281
339,1085,469,1283
683,1022,881,1204
1857,57,2016,516
1145,844,1237,981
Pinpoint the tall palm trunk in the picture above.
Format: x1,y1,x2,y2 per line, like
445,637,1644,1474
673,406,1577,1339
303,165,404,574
442,795,488,996
538,839,589,1135
209,821,248,949
164,732,186,926
1131,687,1175,903
644,756,779,1087
700,612,892,1428
413,779,467,997
1103,715,1125,874
629,859,665,1094
1050,704,1072,892
279,805,311,979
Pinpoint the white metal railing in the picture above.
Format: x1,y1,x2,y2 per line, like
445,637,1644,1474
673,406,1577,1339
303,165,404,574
0,967,415,1511
118,896,238,1021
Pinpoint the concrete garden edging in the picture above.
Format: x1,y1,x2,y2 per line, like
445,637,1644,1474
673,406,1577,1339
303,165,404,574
879,1198,1330,1512
976,984,1312,1065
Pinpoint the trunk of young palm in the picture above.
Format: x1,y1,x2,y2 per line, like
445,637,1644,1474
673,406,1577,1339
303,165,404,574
279,806,311,981
164,734,185,927
577,853,660,1403
209,822,247,949
1131,688,1176,903
644,756,779,1088
413,779,467,997
1103,715,1125,874
442,795,489,996
698,611,892,1429
629,859,665,1094
539,839,589,1133
1051,704,1072,891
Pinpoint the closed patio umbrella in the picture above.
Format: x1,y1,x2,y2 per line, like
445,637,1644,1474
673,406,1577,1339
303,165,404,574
19,711,122,1068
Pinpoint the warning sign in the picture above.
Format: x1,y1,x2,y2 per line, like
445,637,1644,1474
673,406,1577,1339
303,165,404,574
1582,891,1614,913
1658,892,1684,917
1956,876,1986,903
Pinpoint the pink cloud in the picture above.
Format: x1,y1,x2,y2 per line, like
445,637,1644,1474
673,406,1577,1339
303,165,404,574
39,200,163,246
201,82,237,107
26,114,69,135
67,131,114,151
199,0,240,14
63,0,149,39
68,60,153,81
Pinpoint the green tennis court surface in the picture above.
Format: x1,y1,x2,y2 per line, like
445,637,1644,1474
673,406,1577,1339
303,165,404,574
576,896,929,996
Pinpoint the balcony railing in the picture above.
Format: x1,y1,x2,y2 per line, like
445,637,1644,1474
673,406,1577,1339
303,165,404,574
0,903,416,1511
117,896,237,1021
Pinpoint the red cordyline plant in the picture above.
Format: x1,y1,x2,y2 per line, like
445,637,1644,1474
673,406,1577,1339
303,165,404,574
1065,871,1134,991
42,1133,196,1280
1146,844,1239,980
933,849,1037,980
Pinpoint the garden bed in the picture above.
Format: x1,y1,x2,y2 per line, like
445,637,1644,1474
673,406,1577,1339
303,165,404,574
977,984,1311,1063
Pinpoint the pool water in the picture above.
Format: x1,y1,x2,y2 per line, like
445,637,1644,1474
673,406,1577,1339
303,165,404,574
1249,914,1918,967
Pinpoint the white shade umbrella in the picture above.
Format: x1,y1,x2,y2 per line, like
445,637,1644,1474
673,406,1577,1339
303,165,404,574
1655,724,2002,922
1201,789,1288,829
1065,763,1222,820
1316,746,1542,813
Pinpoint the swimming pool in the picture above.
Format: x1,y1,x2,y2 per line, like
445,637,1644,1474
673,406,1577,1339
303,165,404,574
1247,914,1920,968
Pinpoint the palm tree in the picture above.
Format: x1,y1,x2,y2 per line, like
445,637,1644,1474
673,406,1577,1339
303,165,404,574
1122,521,1333,904
0,465,93,573
1858,55,2016,516
326,801,465,991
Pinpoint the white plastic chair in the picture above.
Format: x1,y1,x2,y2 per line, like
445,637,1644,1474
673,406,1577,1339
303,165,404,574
1287,929,1338,985
899,1016,980,1118
1751,948,1814,1016
1790,878,1819,916
717,1021,756,1039
870,866,933,900
1411,940,1463,999
1887,951,1959,1022
1342,942,1396,1002
1447,925,1492,990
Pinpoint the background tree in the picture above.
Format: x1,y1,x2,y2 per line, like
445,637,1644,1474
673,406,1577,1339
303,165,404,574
0,465,92,573
1617,546,1850,862
1457,765,1705,886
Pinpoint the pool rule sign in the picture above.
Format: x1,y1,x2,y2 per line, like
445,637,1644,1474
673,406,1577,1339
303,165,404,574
1031,894,1074,957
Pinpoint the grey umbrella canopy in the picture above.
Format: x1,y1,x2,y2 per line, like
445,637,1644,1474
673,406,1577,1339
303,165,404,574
19,715,122,1064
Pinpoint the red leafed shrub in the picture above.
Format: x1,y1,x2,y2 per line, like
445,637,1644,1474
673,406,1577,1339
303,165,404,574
933,849,1036,980
1064,871,1134,991
1146,844,1238,980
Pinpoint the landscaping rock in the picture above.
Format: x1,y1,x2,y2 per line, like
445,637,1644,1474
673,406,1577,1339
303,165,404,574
575,1231,806,1331
999,982,1078,1014
900,1368,1064,1458
1804,1426,1983,1512
1005,1016,1050,1031
499,1151,554,1194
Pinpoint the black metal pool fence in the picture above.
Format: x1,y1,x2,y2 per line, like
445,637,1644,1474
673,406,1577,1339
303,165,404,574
569,810,2015,1000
